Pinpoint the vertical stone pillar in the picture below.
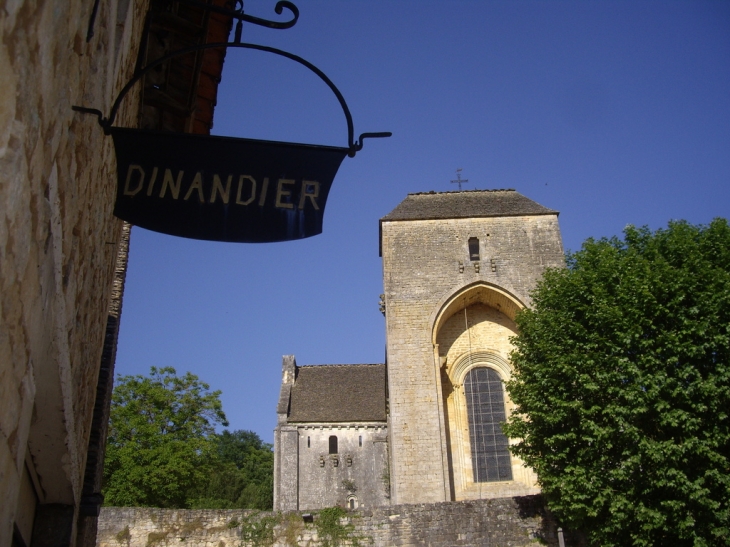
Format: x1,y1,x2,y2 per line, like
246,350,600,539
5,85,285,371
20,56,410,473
274,355,298,510
76,223,132,547
275,426,300,511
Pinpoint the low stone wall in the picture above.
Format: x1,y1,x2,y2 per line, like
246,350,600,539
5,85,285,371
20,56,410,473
97,496,586,547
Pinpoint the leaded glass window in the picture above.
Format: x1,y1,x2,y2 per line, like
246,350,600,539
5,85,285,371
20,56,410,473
464,367,513,482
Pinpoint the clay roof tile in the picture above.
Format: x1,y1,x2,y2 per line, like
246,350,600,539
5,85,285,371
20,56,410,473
288,364,387,423
380,189,558,221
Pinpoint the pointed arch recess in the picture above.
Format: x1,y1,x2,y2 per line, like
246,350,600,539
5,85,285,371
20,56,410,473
430,282,541,498
431,281,525,346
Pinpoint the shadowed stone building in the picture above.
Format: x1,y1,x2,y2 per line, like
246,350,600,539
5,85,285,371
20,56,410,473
274,357,390,511
274,189,564,511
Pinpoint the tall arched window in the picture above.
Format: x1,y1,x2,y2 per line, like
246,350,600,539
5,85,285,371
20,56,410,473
464,367,512,482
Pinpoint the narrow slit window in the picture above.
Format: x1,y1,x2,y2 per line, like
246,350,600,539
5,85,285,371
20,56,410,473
329,435,338,455
359,435,362,447
307,436,310,448
468,237,480,261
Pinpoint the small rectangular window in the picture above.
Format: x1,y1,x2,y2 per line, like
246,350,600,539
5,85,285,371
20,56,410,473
468,237,480,261
329,435,338,454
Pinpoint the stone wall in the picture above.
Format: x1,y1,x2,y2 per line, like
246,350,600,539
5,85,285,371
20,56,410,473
296,424,389,511
0,1,147,544
96,496,586,547
381,214,564,505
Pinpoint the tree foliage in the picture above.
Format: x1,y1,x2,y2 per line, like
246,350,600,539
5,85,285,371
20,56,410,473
190,429,274,510
504,219,730,547
103,367,274,510
103,367,228,507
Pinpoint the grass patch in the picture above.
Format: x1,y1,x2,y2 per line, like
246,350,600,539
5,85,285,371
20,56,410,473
145,531,168,546
115,525,131,543
315,507,371,547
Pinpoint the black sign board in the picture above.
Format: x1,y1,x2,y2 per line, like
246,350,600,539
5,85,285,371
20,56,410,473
112,128,348,243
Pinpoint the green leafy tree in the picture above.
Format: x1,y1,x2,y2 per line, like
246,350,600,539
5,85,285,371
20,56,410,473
504,219,730,547
191,429,274,510
103,366,228,508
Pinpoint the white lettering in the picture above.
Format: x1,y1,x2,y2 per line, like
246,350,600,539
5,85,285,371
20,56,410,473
236,175,256,206
275,179,295,209
159,169,183,199
299,180,320,210
123,165,144,196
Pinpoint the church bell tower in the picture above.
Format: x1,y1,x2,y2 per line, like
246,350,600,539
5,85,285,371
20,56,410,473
379,189,564,504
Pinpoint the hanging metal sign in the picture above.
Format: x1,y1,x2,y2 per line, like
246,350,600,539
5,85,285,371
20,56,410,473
74,1,390,243
112,129,347,242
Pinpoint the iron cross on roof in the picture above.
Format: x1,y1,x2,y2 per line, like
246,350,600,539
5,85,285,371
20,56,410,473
450,168,469,190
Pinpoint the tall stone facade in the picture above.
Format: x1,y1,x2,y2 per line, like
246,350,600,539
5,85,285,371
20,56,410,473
380,190,564,504
274,189,564,511
1,1,232,545
1,2,148,546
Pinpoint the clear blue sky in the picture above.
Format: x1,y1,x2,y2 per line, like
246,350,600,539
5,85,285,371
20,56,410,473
115,1,730,443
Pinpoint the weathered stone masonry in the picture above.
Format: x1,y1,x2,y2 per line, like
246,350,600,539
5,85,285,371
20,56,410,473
1,2,147,545
2,1,234,544
97,496,586,547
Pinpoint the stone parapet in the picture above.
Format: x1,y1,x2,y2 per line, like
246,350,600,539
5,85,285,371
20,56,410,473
97,496,586,547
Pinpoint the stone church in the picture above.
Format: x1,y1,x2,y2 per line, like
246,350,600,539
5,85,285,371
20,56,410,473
273,189,564,511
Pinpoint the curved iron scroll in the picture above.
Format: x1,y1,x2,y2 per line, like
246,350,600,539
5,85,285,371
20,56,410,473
87,0,298,43
74,42,391,157
188,0,299,30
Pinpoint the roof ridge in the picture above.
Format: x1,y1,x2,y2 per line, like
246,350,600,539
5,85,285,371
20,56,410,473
381,189,558,222
408,189,516,196
298,363,384,368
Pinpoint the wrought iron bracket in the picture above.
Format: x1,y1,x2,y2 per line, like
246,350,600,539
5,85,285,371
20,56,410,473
78,0,389,155
87,0,299,43
73,40,391,156
71,106,108,127
179,0,300,41
187,0,298,29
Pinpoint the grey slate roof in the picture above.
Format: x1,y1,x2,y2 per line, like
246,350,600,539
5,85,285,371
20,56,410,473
380,189,558,222
288,364,387,423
